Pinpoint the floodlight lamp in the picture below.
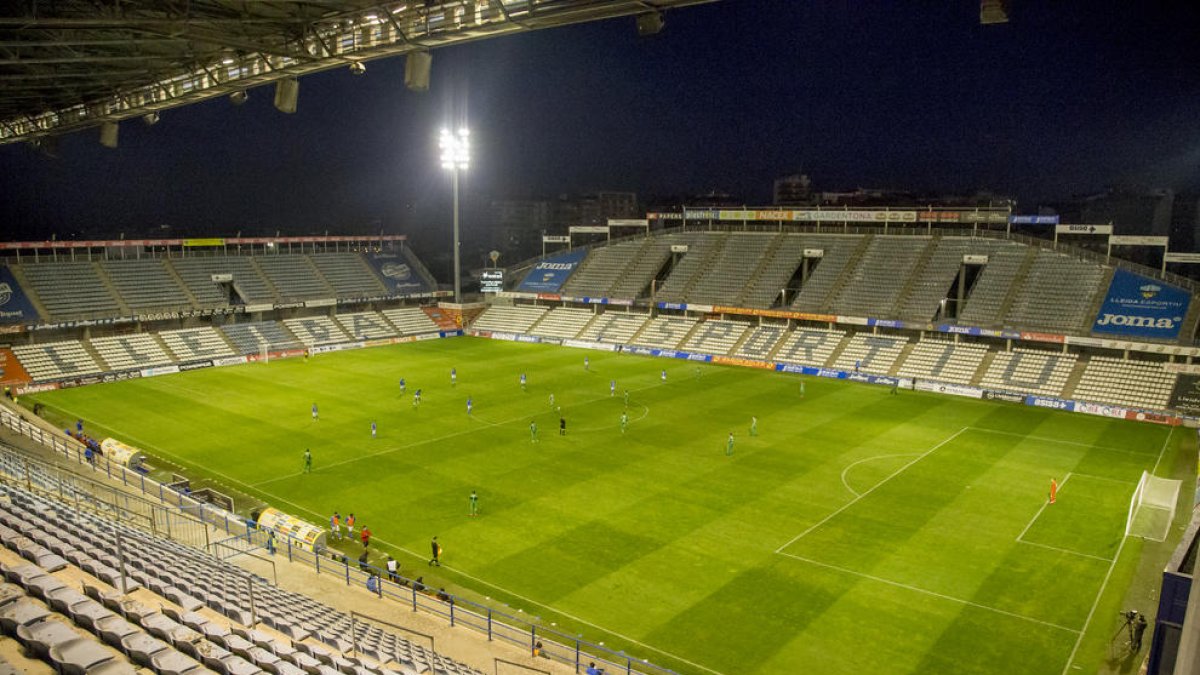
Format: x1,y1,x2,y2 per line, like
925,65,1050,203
438,127,470,171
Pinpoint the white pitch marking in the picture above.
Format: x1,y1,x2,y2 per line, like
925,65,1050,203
1015,473,1072,543
1015,539,1114,564
839,453,921,497
776,551,1080,634
1059,427,1175,675
774,427,968,554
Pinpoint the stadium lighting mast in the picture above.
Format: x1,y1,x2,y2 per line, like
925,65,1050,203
439,127,469,302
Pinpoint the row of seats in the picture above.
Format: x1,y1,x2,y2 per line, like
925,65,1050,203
0,481,484,675
7,252,427,322
469,306,547,334
89,335,175,372
979,348,1078,397
527,307,595,339
681,320,749,355
1073,356,1178,410
630,316,697,349
11,341,104,382
896,338,990,385
575,313,649,344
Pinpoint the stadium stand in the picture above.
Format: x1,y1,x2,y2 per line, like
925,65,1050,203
1004,250,1108,333
683,234,777,306
1072,357,1179,410
630,315,697,349
220,322,303,355
469,305,547,334
17,262,122,320
895,238,1006,321
772,326,847,367
158,327,237,362
574,312,650,344
99,258,192,312
896,337,990,385
255,256,334,302
11,341,104,382
832,333,910,374
88,334,174,371
169,256,275,306
527,307,595,339
979,347,1078,397
654,233,727,303
559,242,633,297
283,316,352,346
790,237,861,312
334,312,397,340
738,235,810,308
0,481,486,675
680,319,749,355
831,237,929,318
309,253,387,297
608,234,694,300
957,245,1028,327
733,323,788,360
380,307,441,335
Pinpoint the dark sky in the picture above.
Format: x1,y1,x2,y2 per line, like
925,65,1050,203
1,0,1198,255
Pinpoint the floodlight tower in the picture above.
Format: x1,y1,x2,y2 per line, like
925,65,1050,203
439,127,470,303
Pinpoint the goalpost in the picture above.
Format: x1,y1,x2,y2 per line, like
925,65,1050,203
1125,471,1181,542
259,341,269,364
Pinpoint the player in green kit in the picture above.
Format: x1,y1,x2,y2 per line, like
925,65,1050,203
469,490,478,517
750,416,758,436
623,389,629,407
304,448,312,473
726,432,735,456
620,411,628,434
530,421,538,443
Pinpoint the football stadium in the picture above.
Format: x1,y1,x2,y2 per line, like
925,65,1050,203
1,3,1199,675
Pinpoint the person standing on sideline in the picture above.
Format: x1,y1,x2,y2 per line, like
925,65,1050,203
726,432,735,456
530,421,538,443
330,512,341,541
304,448,312,472
450,368,457,386
360,526,371,548
76,419,84,434
346,513,356,538
85,446,95,466
312,403,319,421
469,490,479,517
386,555,399,583
429,536,441,566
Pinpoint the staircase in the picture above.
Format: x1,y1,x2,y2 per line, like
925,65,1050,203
735,233,785,307
970,350,999,387
1078,267,1114,335
994,248,1038,326
889,237,939,317
820,235,873,313
679,233,730,302
248,258,281,302
162,259,200,309
888,341,919,376
821,332,855,368
80,339,109,371
91,262,132,318
1059,356,1091,400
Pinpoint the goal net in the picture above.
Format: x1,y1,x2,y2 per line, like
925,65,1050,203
1124,471,1181,542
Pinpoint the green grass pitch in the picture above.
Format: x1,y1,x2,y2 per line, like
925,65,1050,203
27,337,1192,674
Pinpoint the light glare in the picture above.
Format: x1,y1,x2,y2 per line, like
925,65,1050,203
438,127,470,171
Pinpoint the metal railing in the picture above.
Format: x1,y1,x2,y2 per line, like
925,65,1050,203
0,403,682,675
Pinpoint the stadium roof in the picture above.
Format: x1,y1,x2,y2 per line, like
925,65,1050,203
0,0,713,146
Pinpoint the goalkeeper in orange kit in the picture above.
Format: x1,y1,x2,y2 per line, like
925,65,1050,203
1049,478,1058,504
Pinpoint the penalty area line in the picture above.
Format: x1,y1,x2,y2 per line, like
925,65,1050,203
774,427,968,554
776,552,1080,634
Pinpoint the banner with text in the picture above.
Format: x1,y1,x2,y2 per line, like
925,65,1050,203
1092,268,1191,340
517,248,588,293
1169,375,1200,414
0,267,40,325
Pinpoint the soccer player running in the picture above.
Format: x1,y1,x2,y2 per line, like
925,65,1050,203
620,411,628,434
429,536,441,566
520,373,527,390
549,393,555,408
623,389,630,407
413,389,422,408
726,432,735,456
469,490,479,517
610,380,616,397
530,421,538,443
371,421,377,439
750,417,758,436
451,368,457,387
312,403,319,421
661,369,667,383
304,448,312,472
466,396,473,415
399,378,406,395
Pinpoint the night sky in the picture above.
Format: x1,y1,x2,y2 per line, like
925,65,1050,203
1,0,1198,257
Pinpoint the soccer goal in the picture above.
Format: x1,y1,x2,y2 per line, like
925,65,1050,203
1125,471,1181,542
